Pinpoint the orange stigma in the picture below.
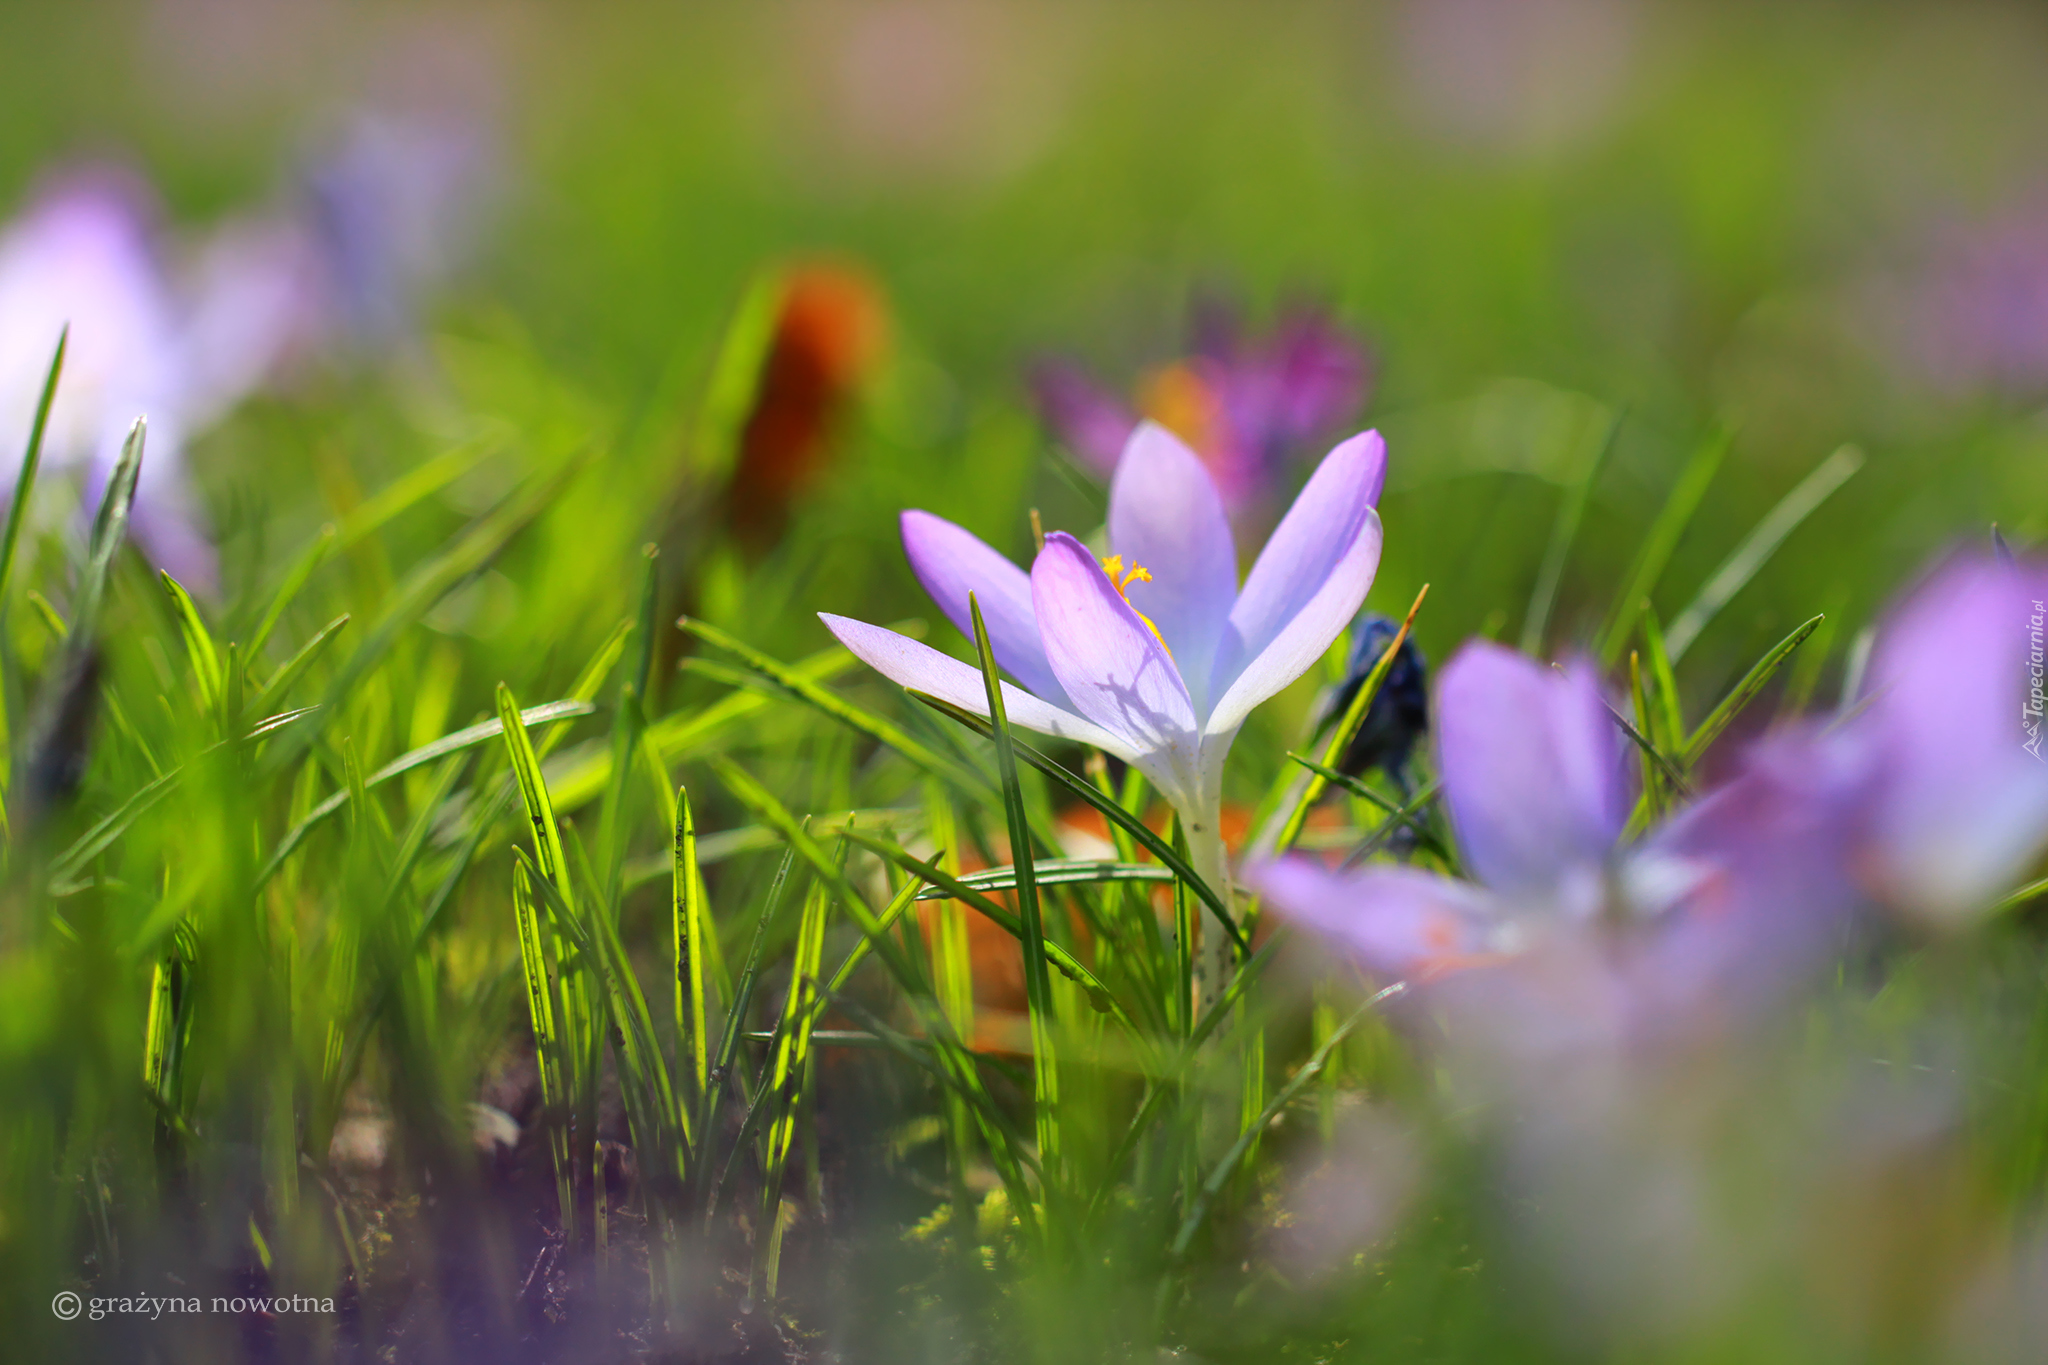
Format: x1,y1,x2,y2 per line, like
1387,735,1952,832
1101,555,1171,655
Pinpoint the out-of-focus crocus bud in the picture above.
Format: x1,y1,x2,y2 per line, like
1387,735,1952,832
1317,611,1431,790
726,264,888,554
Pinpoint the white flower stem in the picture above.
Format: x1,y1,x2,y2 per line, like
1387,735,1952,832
1183,807,1233,1014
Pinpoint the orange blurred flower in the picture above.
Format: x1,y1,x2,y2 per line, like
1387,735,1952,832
726,263,888,552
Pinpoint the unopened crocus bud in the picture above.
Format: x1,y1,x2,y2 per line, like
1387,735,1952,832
727,264,888,553
1319,612,1431,788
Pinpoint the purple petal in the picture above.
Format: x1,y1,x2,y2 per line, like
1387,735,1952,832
1634,723,1874,1019
1248,856,1496,980
1206,431,1387,734
1858,552,2048,921
818,613,1133,758
1267,306,1371,443
1029,359,1135,476
1435,642,1628,902
1107,422,1239,714
900,510,1071,709
1030,532,1204,806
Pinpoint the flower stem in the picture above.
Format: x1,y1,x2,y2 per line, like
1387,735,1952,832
1184,810,1232,1013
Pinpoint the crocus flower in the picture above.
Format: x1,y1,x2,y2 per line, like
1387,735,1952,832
1031,302,1370,522
1847,551,2048,925
1251,639,1870,1032
0,170,218,590
819,420,1385,928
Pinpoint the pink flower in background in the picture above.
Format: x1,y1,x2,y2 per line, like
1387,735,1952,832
0,170,220,590
1847,551,2048,924
0,83,498,595
1250,639,1872,1047
1857,199,2048,398
1031,301,1372,524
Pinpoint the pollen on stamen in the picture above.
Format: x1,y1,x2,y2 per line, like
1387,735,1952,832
1100,555,1170,654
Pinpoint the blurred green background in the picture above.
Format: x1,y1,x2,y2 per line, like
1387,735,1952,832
2,5,2045,1359
3,0,2041,699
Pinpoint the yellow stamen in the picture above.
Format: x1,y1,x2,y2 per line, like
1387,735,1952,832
1101,555,1171,655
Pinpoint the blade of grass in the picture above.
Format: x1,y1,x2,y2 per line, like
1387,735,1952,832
1521,409,1622,655
247,614,350,721
159,572,222,712
1595,426,1731,665
908,693,1245,956
967,593,1061,1189
909,859,1175,899
679,616,987,794
1665,445,1860,663
694,846,796,1216
1268,584,1430,859
0,327,63,608
674,785,709,1104
1680,615,1825,767
1281,753,1452,860
72,418,146,645
1169,984,1404,1263
834,827,1129,1023
251,700,595,892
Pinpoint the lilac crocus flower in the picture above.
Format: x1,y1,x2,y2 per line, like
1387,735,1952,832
820,420,1386,966
1252,642,1628,979
0,170,218,590
1031,303,1371,521
1251,639,1870,1032
1848,551,2048,925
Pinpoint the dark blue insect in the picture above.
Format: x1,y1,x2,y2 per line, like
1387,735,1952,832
1318,612,1429,793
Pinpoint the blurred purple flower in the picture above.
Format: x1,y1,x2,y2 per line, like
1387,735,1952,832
1847,551,2048,924
1251,640,1872,1041
1859,200,2048,398
0,170,218,589
1030,303,1371,521
299,104,498,346
821,420,1385,956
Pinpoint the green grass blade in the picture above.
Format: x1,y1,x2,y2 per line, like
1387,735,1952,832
1680,614,1826,766
159,572,222,712
967,593,1060,1186
72,418,145,645
1281,753,1452,861
252,700,596,892
909,858,1174,898
0,327,64,610
248,613,350,721
244,524,336,662
1169,983,1403,1263
1596,426,1731,665
547,642,864,813
1521,409,1621,655
909,692,1246,955
1665,445,1860,663
674,785,709,1104
271,453,591,770
706,756,928,997
694,846,797,1215
679,617,986,793
833,827,1130,1023
512,860,577,1238
1269,584,1429,859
